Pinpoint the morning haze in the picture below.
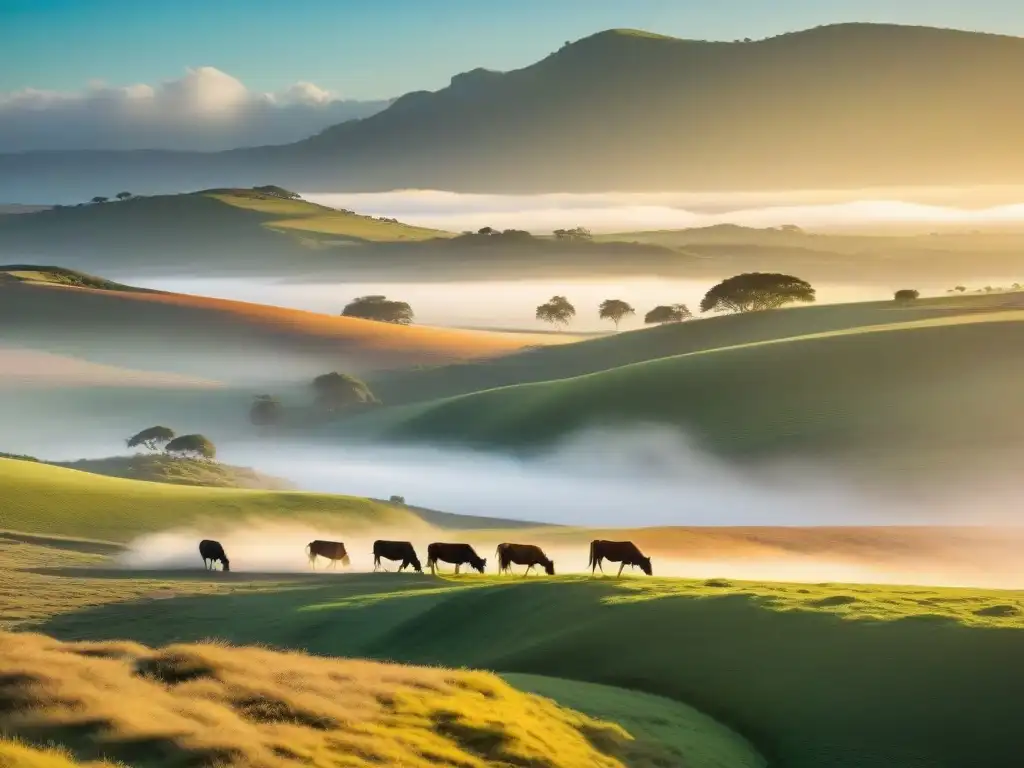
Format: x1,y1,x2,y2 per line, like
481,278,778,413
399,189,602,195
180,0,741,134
3,5,1024,768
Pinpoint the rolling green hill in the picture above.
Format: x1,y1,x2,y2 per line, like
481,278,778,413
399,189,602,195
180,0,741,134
26,564,1024,768
5,23,1024,200
348,300,1024,481
0,458,424,542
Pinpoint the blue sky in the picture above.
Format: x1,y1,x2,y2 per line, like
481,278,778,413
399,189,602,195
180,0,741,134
3,0,1024,99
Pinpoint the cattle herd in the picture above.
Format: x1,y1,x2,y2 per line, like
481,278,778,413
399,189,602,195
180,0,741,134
198,538,654,577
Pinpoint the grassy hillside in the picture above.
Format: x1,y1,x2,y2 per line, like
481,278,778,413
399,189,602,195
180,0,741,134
24,565,1024,768
369,292,1024,405
0,458,424,542
50,455,294,490
0,271,557,383
349,301,1024,480
1,630,733,768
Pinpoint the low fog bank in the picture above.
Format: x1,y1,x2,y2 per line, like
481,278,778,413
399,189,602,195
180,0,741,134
303,189,1024,234
218,426,1023,528
114,518,1024,590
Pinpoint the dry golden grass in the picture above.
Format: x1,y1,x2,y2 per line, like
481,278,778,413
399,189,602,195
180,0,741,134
0,631,642,768
0,738,121,768
1,280,563,374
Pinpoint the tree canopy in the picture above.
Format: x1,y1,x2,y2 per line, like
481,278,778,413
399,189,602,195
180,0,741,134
115,191,132,201
894,289,920,301
598,299,635,330
250,394,283,426
312,372,378,411
126,426,175,452
700,273,816,314
535,295,576,328
165,434,216,460
644,304,692,324
552,227,593,241
341,295,414,325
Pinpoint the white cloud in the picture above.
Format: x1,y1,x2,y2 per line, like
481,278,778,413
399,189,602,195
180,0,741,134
0,67,390,152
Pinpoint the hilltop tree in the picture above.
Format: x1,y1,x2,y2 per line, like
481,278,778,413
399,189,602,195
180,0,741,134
90,196,109,204
894,289,919,302
390,495,406,504
165,434,216,461
954,285,967,293
553,226,593,242
312,372,377,412
598,299,635,331
342,295,414,325
250,394,283,426
700,273,816,314
535,295,576,328
644,304,692,324
115,191,132,201
126,426,175,452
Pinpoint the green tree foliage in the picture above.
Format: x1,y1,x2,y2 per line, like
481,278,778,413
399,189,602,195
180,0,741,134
700,272,816,314
90,196,109,204
126,426,175,452
341,295,414,325
552,227,593,242
894,289,920,302
165,434,217,460
312,372,378,412
115,191,132,201
535,296,576,328
389,495,406,504
250,395,283,426
644,304,692,324
252,185,300,199
598,299,636,330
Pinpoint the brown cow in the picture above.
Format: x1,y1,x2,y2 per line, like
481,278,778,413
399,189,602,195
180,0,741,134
496,543,554,576
589,540,652,577
427,542,486,575
307,540,350,570
373,540,422,573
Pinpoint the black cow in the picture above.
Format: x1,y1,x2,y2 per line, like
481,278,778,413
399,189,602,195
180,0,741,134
589,540,652,577
307,540,350,569
373,540,422,573
496,543,554,576
199,539,230,571
427,542,486,575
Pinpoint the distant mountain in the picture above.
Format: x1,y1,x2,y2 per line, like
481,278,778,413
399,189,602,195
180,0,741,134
3,23,1024,201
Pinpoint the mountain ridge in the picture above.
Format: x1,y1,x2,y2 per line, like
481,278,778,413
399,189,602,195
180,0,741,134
3,22,1024,201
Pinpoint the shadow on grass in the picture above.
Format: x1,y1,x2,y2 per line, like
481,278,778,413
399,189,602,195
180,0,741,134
35,577,1024,768
0,532,123,556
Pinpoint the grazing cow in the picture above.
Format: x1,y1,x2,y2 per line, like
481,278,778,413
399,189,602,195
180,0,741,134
496,543,555,576
199,539,230,572
426,542,486,575
307,540,351,569
373,540,422,573
588,540,652,577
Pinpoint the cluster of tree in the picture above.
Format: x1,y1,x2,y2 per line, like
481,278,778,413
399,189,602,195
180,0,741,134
455,227,534,243
125,426,216,460
535,274,815,330
341,295,414,325
88,192,133,204
248,372,380,428
552,227,593,241
894,289,919,302
946,283,1022,294
252,185,300,199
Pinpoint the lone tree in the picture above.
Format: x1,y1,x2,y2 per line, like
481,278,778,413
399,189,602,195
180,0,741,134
250,394,283,426
90,196,109,204
342,295,414,325
389,495,406,504
700,272,816,314
165,434,216,461
312,372,377,412
535,295,576,328
644,304,692,324
126,426,175,452
598,299,635,331
115,191,132,201
894,289,920,302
